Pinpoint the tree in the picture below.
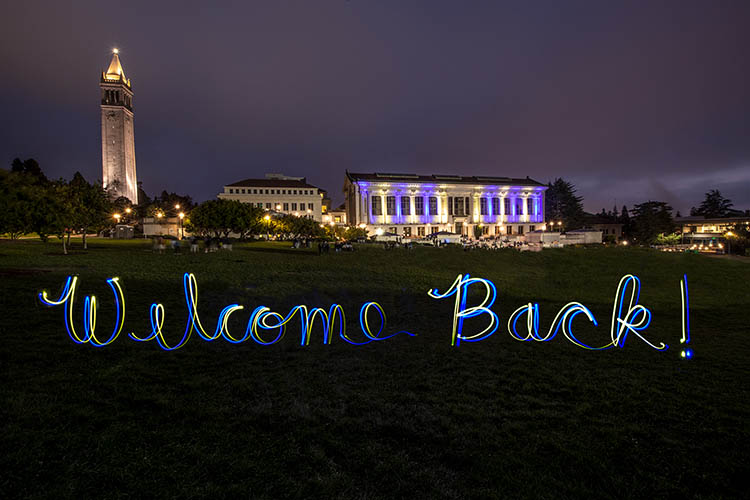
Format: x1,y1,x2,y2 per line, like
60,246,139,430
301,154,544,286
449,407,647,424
11,158,47,183
185,199,261,238
0,169,34,238
69,172,113,249
690,190,733,218
545,178,585,229
152,190,194,212
619,205,631,239
630,201,675,244
344,226,368,240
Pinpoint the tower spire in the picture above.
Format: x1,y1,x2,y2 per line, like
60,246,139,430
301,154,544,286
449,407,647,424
102,49,131,87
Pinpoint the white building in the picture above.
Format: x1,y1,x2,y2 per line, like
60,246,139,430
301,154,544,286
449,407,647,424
218,174,324,221
344,172,547,238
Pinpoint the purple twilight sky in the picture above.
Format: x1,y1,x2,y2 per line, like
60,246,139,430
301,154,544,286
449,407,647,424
1,0,749,212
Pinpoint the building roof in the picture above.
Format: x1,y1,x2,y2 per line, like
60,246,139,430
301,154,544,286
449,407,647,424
675,215,750,224
225,178,321,190
102,50,131,87
346,171,546,187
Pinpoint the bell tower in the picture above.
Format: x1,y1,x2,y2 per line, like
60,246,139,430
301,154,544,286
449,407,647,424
100,49,138,203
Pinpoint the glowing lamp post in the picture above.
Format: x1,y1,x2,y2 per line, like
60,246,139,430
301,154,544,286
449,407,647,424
264,214,271,239
178,212,185,240
725,231,735,254
113,213,121,224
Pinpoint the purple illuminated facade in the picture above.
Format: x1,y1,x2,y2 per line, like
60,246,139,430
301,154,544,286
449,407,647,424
344,172,547,238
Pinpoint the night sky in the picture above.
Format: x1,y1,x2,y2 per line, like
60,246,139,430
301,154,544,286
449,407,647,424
2,1,749,212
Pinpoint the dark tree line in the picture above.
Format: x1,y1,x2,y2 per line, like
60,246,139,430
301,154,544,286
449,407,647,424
1,159,113,253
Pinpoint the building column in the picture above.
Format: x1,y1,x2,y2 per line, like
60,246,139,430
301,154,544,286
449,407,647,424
540,194,545,224
522,194,528,222
354,185,361,225
410,195,416,224
500,193,506,222
381,193,387,225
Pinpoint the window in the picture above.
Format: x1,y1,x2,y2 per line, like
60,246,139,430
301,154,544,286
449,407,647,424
334,216,341,223
506,225,513,235
495,226,502,235
257,203,263,208
480,198,488,215
518,225,524,235
415,196,424,215
389,227,397,234
504,198,510,215
283,203,289,211
229,188,234,194
403,227,412,237
430,226,438,234
482,225,489,235
527,198,533,215
465,197,470,215
516,198,523,215
401,196,410,215
417,226,425,236
492,198,499,215
372,196,382,215
266,203,271,209
448,197,454,215
530,225,535,232
265,189,269,194
292,203,297,210
300,201,306,210
429,197,437,215
454,197,464,216
386,196,396,215
254,189,258,194
307,203,314,211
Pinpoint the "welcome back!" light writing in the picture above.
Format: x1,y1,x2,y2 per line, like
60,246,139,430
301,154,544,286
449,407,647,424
38,273,693,358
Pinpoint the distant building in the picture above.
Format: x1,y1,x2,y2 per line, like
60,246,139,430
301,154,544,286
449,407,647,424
321,193,333,214
676,215,750,241
142,217,187,238
324,203,347,226
344,172,547,238
582,213,623,241
100,49,138,203
218,174,324,221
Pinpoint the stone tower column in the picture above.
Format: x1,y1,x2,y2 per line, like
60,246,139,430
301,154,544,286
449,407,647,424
100,49,138,203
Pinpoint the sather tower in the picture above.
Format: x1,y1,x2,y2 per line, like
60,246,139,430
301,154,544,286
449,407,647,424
100,49,138,203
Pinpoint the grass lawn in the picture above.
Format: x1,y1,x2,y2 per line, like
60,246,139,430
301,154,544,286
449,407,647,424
1,238,748,498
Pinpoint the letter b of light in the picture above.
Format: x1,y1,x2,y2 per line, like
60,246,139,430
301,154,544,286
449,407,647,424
428,274,499,346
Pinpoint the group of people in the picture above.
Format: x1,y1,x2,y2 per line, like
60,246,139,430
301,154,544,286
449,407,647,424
317,240,354,254
151,236,234,254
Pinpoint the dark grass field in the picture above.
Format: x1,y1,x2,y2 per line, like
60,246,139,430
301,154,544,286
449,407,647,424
1,238,748,499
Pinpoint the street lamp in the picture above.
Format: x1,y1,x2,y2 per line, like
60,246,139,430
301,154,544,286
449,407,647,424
178,212,185,239
113,213,121,223
725,231,735,254
175,204,180,210
263,214,271,239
